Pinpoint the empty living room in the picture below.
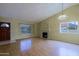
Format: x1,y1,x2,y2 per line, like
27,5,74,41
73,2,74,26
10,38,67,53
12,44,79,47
0,2,79,57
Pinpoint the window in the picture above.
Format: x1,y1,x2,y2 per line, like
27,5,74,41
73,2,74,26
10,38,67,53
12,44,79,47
60,21,79,33
20,24,31,34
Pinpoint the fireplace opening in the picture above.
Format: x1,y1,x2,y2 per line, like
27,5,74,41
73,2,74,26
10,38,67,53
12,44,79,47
42,32,48,38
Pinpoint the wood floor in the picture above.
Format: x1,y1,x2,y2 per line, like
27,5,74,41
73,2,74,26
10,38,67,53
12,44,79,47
0,38,79,56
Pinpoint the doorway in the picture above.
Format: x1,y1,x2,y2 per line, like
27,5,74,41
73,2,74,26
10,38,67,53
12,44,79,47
0,22,10,41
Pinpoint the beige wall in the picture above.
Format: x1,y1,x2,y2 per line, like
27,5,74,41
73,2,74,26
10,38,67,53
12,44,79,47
32,23,39,37
38,4,79,44
0,17,38,41
1,4,79,44
38,19,49,38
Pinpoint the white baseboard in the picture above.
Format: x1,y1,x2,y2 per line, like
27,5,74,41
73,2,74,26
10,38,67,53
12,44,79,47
0,40,16,45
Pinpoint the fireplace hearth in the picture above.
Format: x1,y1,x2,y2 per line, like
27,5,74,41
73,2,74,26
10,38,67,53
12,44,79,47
42,32,48,38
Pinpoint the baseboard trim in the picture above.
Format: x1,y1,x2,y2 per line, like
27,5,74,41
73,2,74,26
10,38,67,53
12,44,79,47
51,39,79,45
16,36,40,41
0,40,16,45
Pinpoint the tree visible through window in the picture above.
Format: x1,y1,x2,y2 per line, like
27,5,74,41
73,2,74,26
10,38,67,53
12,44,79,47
60,21,79,33
20,24,31,34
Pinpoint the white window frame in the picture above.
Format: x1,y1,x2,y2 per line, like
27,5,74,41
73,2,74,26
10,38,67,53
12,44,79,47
60,21,79,34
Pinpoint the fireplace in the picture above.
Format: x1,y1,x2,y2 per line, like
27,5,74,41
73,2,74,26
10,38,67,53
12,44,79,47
42,32,48,38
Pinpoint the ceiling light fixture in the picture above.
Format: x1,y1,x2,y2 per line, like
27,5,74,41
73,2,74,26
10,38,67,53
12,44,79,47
58,3,68,20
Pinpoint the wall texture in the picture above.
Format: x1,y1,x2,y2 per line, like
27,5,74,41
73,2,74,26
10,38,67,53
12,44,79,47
1,4,79,44
32,23,39,37
38,4,79,44
0,17,38,41
38,19,49,38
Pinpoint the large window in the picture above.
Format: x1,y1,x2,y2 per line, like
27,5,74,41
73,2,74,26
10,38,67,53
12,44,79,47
20,24,31,34
60,21,79,33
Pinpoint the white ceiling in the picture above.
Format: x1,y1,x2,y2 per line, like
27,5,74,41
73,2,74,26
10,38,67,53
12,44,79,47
0,3,76,23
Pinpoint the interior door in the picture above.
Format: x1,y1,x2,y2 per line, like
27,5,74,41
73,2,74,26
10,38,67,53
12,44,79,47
0,22,10,41
0,28,2,41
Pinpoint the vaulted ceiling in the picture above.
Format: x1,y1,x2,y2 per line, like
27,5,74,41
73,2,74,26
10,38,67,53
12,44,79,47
0,3,76,23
